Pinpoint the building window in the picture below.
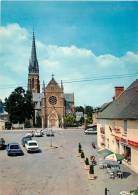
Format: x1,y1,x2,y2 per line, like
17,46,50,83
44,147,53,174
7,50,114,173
32,78,34,88
124,120,127,134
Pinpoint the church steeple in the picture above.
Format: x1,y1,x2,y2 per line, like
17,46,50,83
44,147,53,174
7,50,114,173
28,32,40,93
29,32,39,74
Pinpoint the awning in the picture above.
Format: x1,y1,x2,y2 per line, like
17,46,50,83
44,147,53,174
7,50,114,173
105,153,124,162
98,148,113,158
131,190,138,195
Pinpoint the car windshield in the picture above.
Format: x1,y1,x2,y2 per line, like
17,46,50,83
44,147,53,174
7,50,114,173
10,145,19,149
0,139,5,143
25,137,31,141
29,143,37,146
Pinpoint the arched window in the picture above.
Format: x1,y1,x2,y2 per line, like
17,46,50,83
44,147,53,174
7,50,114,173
32,78,34,88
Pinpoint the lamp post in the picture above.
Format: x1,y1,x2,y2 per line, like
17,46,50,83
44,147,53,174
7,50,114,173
84,105,87,130
105,188,109,195
50,128,53,147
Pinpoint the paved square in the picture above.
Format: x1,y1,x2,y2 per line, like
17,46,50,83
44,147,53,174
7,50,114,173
0,129,138,195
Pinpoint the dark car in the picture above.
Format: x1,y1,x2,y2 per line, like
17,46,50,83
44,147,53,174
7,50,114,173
0,138,5,150
21,136,32,147
7,143,24,156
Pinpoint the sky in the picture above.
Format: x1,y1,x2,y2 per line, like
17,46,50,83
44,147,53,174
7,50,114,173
0,1,138,107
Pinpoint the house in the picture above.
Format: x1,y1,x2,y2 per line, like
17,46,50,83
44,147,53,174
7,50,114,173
92,102,111,125
97,80,138,173
0,99,8,130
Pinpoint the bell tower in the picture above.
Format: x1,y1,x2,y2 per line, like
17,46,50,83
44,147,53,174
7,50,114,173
28,32,40,93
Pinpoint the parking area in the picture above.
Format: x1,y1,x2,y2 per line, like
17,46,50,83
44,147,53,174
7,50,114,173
0,129,138,195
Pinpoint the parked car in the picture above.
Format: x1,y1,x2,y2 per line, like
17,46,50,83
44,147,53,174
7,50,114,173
24,131,34,137
46,129,54,137
7,143,24,156
84,126,97,134
21,136,32,147
34,129,44,137
0,138,5,150
25,140,40,153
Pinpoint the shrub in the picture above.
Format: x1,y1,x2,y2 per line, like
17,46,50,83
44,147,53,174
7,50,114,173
78,143,82,150
89,165,94,174
78,147,82,153
81,151,85,159
85,157,89,165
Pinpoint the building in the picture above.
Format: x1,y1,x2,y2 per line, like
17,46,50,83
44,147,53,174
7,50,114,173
92,103,111,125
64,93,74,114
28,32,40,94
97,80,138,173
0,99,8,130
27,33,74,128
41,76,64,128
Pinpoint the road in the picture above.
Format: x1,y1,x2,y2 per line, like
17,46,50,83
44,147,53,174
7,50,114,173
0,129,138,195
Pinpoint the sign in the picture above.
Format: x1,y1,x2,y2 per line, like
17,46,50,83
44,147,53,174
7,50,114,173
128,140,138,148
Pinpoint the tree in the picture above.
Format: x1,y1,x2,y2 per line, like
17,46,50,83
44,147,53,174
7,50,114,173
5,87,34,124
35,113,42,127
85,106,93,124
85,106,93,117
64,114,76,127
75,106,84,113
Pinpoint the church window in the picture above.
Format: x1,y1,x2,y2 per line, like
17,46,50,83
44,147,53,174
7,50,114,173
32,78,34,88
49,96,57,105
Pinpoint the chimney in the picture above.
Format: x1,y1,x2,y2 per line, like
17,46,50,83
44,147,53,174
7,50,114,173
115,86,124,99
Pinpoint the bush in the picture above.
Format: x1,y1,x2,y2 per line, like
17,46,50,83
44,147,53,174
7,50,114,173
78,147,81,153
81,151,85,159
85,157,89,165
89,165,94,174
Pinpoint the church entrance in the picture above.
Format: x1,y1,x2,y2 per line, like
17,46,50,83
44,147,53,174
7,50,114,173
48,112,59,128
50,119,56,128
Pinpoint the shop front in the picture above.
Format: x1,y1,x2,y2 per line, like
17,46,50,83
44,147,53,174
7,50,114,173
120,138,131,163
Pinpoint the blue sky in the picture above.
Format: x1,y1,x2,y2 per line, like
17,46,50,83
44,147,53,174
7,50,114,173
0,1,138,106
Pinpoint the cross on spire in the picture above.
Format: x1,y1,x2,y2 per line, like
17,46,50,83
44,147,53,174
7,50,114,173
52,74,54,79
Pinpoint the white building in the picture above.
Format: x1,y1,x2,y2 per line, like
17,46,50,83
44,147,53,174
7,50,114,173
97,80,138,174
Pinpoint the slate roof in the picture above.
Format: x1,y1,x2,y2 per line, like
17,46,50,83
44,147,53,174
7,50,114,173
97,79,138,120
100,102,112,112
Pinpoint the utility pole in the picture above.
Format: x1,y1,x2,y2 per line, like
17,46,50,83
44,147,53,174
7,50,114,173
50,128,53,147
84,105,87,130
105,188,109,195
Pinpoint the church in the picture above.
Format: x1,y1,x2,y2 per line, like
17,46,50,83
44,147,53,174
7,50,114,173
27,33,74,128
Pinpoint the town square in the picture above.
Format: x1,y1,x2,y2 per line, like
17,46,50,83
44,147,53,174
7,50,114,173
0,1,138,195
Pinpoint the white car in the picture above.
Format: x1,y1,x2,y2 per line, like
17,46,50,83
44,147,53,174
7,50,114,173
25,140,40,152
84,127,97,134
34,130,44,137
24,132,34,137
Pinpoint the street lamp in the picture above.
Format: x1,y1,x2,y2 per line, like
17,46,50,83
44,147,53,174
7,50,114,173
105,188,109,195
84,105,87,130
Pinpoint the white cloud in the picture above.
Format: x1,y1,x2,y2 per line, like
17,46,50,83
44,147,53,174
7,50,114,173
0,23,138,105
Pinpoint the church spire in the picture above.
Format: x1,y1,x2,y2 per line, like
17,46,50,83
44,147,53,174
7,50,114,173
61,80,64,91
28,31,40,93
29,31,39,74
